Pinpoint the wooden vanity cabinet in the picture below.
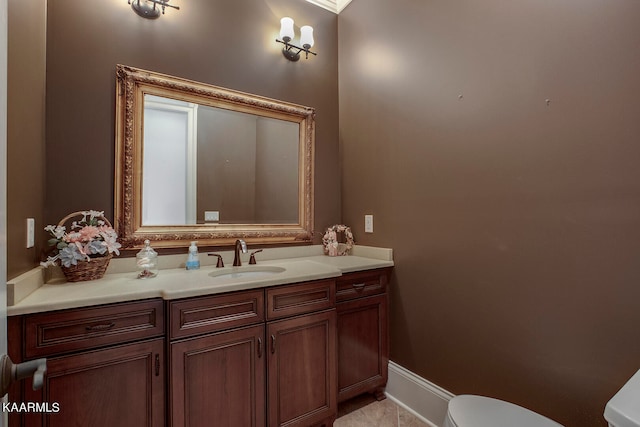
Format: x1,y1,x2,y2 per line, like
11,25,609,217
8,299,166,427
7,268,390,426
169,280,337,427
266,280,337,427
336,268,391,402
168,289,266,427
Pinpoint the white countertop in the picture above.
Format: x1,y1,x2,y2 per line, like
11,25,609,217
7,246,393,316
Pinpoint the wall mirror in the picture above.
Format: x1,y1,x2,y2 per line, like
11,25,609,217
115,65,315,249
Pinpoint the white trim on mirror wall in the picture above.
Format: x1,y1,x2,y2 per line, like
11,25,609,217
304,0,353,14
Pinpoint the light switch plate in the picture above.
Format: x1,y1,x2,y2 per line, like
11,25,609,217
365,215,373,233
26,218,35,248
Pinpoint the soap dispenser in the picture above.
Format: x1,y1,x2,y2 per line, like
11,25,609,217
186,241,200,270
136,239,158,279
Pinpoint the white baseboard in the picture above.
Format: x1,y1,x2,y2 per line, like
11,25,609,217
385,361,455,427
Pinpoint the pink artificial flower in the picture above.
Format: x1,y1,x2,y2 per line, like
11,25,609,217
78,225,101,242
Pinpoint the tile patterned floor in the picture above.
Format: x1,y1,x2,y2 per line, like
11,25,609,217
334,394,429,427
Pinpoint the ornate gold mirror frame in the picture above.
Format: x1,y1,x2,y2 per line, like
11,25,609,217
115,64,315,249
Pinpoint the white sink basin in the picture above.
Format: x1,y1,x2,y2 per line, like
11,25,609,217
208,265,286,280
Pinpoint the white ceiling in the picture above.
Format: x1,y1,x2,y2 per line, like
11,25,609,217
304,0,353,14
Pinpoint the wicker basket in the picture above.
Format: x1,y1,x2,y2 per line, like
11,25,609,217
62,254,112,282
58,211,113,282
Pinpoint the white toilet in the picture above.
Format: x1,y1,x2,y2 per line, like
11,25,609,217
443,368,640,427
604,368,640,427
443,395,563,427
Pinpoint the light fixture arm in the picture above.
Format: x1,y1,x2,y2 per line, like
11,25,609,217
275,39,317,62
128,0,179,19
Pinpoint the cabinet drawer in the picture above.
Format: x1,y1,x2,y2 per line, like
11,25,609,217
170,289,264,340
24,299,164,358
267,279,335,320
336,269,389,302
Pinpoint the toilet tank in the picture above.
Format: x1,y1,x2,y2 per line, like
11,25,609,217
605,368,640,427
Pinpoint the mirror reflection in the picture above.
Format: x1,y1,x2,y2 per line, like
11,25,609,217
114,64,315,249
142,95,300,226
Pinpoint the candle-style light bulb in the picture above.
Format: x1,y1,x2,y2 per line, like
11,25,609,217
300,25,314,49
279,17,295,43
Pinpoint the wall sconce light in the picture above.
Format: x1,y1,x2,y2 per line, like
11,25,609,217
128,0,179,19
276,17,317,62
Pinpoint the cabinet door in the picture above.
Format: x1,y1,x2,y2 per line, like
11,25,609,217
337,293,388,402
267,310,337,427
23,338,165,427
171,324,266,427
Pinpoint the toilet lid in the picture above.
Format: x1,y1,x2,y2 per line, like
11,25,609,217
447,395,563,427
604,369,640,427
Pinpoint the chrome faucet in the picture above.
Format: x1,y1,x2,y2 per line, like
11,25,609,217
233,239,247,266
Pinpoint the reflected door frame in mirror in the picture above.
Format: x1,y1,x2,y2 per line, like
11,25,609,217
115,64,315,249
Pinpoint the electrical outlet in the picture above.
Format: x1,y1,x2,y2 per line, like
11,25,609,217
364,215,374,233
204,211,220,222
26,218,35,248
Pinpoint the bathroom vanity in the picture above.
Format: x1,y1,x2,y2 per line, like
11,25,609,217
6,247,392,427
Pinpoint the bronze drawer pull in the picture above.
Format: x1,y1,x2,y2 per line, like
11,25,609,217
155,354,160,376
257,337,263,358
85,322,116,332
270,334,276,354
352,283,366,290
